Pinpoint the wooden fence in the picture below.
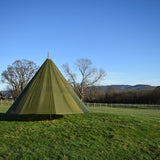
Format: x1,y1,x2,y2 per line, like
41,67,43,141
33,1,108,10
85,103,160,109
0,99,13,106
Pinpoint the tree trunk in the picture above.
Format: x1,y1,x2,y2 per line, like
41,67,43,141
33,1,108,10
81,87,84,102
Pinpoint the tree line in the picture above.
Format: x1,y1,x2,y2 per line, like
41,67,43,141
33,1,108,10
83,86,160,104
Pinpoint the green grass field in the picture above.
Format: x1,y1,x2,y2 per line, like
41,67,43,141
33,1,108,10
88,106,160,120
0,105,160,160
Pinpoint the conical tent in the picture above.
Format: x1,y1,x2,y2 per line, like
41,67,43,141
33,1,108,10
6,59,89,115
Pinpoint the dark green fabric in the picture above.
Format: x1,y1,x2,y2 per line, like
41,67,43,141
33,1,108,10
6,59,89,115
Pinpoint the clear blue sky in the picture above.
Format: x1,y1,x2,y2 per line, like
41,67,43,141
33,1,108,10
0,0,160,90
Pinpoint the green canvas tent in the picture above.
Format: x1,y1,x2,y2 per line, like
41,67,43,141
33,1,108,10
6,59,89,115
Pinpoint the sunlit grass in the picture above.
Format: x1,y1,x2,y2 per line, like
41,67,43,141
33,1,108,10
0,105,10,113
88,106,160,121
0,104,160,159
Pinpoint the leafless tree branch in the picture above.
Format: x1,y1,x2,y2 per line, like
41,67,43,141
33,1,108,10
62,58,106,101
1,59,38,99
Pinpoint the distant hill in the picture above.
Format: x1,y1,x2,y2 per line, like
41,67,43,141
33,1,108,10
0,91,12,97
97,85,156,92
1,85,156,95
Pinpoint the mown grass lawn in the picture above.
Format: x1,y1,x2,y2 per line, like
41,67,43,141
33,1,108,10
88,106,160,120
0,105,160,160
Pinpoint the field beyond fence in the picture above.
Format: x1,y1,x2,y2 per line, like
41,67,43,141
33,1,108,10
85,102,160,109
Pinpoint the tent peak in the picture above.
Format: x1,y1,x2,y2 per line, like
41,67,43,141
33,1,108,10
47,52,50,59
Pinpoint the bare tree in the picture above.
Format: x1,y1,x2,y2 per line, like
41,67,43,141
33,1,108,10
1,59,38,99
62,58,106,101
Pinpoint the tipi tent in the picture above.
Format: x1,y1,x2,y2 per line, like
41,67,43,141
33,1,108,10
6,58,89,115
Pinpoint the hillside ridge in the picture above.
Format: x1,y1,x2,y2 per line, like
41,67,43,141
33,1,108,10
97,84,156,92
